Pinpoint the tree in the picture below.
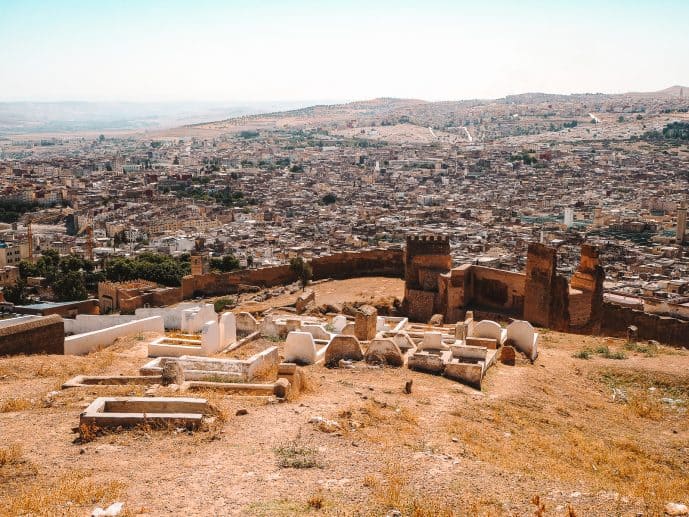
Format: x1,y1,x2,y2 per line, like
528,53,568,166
113,230,128,248
210,254,241,272
2,280,27,304
104,253,189,287
322,193,337,205
289,257,312,291
18,260,40,279
53,271,88,301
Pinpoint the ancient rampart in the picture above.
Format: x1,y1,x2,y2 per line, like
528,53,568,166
182,248,404,299
601,302,689,348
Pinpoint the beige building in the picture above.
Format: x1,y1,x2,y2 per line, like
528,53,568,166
0,243,29,268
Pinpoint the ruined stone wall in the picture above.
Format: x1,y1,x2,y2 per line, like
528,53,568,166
601,302,689,348
311,249,403,280
181,266,294,299
0,315,64,355
523,243,558,327
470,266,525,315
116,287,184,314
147,288,184,308
181,249,403,299
522,243,570,330
569,244,605,332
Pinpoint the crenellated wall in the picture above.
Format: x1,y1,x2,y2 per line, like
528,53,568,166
403,235,452,322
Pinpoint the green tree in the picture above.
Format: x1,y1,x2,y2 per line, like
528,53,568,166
104,253,190,287
210,254,240,272
2,280,27,304
322,193,337,205
53,271,88,301
18,260,40,279
289,257,312,291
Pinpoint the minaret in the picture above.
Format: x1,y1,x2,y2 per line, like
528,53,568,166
677,202,687,244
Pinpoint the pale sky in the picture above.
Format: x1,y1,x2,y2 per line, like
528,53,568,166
1,0,688,102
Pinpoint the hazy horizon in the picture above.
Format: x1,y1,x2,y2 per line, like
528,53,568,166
2,0,688,103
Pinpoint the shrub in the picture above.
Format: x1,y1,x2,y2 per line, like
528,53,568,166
274,439,322,469
573,348,592,359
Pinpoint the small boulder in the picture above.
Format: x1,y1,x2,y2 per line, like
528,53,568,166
500,345,516,366
664,502,689,516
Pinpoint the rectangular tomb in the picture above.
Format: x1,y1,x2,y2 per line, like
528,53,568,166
80,397,208,429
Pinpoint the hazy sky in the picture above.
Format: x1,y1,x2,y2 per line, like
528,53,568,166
1,0,688,103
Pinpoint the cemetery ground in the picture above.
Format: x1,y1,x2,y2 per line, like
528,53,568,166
0,278,688,516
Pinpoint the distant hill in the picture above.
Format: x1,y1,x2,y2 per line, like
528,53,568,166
625,85,688,98
0,101,316,136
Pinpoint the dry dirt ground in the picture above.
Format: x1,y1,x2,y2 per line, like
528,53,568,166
1,278,688,516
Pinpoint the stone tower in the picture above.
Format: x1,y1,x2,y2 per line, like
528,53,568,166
403,234,452,322
190,254,209,276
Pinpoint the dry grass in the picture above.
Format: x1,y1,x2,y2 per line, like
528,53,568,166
0,444,23,467
365,458,456,515
0,350,119,383
0,470,126,516
626,391,664,420
0,397,34,412
306,490,325,510
336,399,419,444
445,369,689,511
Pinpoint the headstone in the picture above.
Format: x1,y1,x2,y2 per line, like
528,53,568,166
355,305,378,341
284,331,317,365
392,331,416,352
236,312,258,334
301,323,330,341
296,290,315,314
472,320,503,342
365,338,403,367
161,360,185,386
429,313,444,325
419,331,446,351
324,335,363,367
506,320,538,360
332,315,348,333
219,312,237,347
201,320,221,355
376,316,386,332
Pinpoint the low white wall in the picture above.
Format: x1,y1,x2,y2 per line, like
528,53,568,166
64,314,140,335
135,302,205,330
64,316,164,356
